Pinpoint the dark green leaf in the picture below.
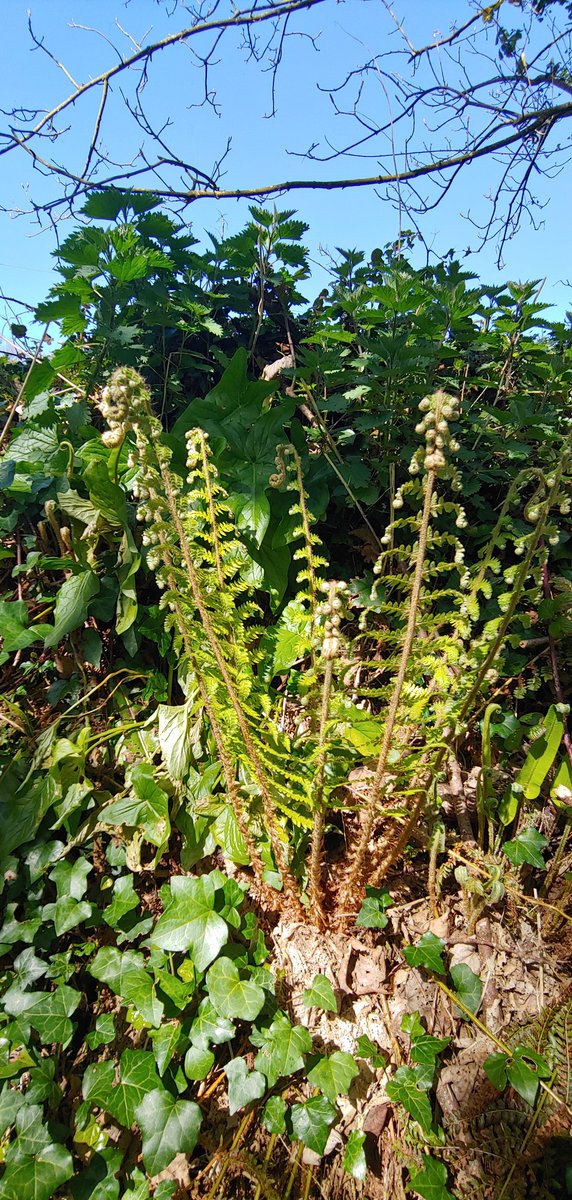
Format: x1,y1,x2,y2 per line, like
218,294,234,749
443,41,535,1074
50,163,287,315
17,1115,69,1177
206,957,266,1021
343,1130,367,1181
290,1094,337,1156
224,1057,266,1114
135,1089,201,1175
449,963,483,1014
402,933,446,975
152,873,228,971
307,1051,359,1102
302,974,337,1013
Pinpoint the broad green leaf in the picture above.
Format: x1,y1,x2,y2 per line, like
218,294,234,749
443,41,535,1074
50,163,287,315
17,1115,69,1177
189,998,235,1047
101,763,170,848
356,886,393,929
402,933,446,975
224,1057,266,1114
109,1050,162,1128
290,1094,337,1156
4,985,80,1048
211,805,250,866
449,963,483,1014
157,703,194,781
261,1095,287,1134
0,1142,74,1200
302,974,337,1012
206,957,266,1021
102,875,140,929
86,1013,116,1050
343,1130,367,1181
44,570,100,648
483,1051,509,1091
82,1061,116,1110
150,1022,182,1075
516,706,566,800
0,601,50,653
49,857,91,900
89,947,164,1028
410,1034,451,1068
386,1067,435,1133
503,826,549,869
507,1048,551,1106
253,1013,312,1087
43,896,92,937
152,873,229,971
307,1051,359,1102
408,1155,456,1200
135,1088,201,1176
184,1044,215,1081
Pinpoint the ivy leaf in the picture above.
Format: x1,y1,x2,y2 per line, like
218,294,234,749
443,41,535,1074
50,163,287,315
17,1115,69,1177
0,1143,74,1200
4,985,80,1048
184,1044,215,1081
44,570,100,649
483,1051,509,1091
206,957,266,1021
49,857,91,900
135,1089,201,1176
190,998,235,1047
503,827,549,869
356,886,393,929
307,1051,359,1102
70,1147,122,1200
302,974,337,1012
86,1013,116,1051
402,933,446,975
449,963,483,1014
356,1035,386,1069
342,1130,367,1181
262,1095,287,1135
224,1057,266,1114
152,874,229,971
253,1013,312,1087
102,875,140,929
109,1050,162,1128
149,1022,183,1075
211,805,250,866
386,1067,435,1134
90,947,164,1028
290,1094,337,1156
43,896,92,937
408,1155,456,1200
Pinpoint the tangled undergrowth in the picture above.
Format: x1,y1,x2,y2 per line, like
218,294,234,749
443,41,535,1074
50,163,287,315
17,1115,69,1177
0,195,572,1198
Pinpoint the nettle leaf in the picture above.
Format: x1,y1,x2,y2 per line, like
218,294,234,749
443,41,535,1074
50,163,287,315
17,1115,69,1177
135,1089,201,1176
262,1095,287,1135
224,1057,266,1114
449,963,483,1014
44,570,100,649
386,1067,435,1134
152,873,229,970
356,886,393,929
302,974,337,1012
343,1130,367,1181
402,933,446,975
307,1051,359,1102
157,703,195,781
90,947,164,1028
0,1142,74,1200
253,1013,312,1087
503,827,549,869
408,1155,456,1200
206,957,266,1021
290,1094,337,1156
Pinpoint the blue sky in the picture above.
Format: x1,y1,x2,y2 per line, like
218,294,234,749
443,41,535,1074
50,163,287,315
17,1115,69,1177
1,0,571,340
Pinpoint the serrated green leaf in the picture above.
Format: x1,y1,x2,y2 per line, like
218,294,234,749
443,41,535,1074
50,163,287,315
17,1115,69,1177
307,1051,359,1102
302,974,337,1012
152,873,229,971
206,957,265,1021
403,933,446,975
253,1013,312,1087
224,1057,266,1114
89,947,164,1028
135,1088,201,1175
343,1130,367,1181
290,1094,337,1155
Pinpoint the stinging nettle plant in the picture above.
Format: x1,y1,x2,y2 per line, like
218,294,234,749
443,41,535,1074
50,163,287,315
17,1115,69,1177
98,367,572,926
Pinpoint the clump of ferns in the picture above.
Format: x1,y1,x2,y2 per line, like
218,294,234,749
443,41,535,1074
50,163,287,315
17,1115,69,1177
337,390,468,913
99,367,305,913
